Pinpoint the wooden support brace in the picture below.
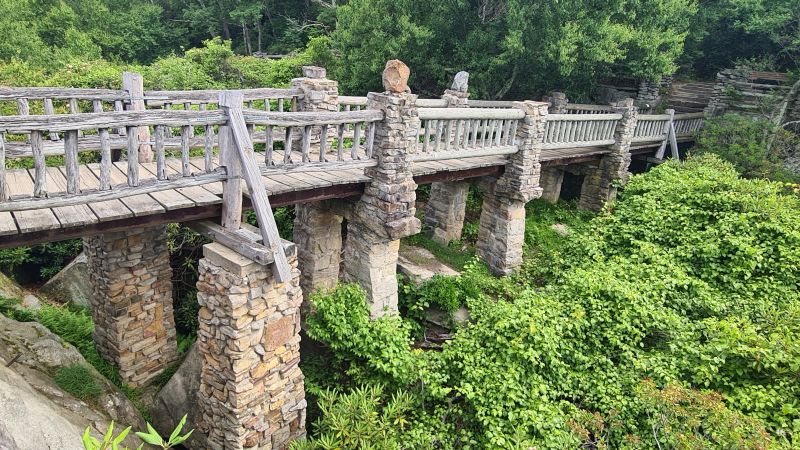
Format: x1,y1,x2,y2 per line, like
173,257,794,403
219,91,291,282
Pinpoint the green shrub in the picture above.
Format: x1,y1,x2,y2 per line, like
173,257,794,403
694,114,799,183
55,363,103,400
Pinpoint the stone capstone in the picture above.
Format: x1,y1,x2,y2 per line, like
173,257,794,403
451,71,469,92
40,252,91,308
382,60,411,93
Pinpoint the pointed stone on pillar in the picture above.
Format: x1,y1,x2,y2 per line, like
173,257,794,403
342,60,420,318
294,202,343,298
196,242,305,450
579,98,638,212
424,181,469,245
84,225,177,387
543,91,569,114
539,167,565,203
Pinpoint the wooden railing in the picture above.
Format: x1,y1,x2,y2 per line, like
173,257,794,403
632,113,672,144
414,107,523,161
673,112,704,137
146,88,302,111
543,113,621,149
565,103,615,114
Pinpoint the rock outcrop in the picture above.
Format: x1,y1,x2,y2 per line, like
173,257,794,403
0,313,145,449
40,252,92,308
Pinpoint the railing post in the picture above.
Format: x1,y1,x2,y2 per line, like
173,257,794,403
655,108,675,160
342,60,420,318
476,101,548,275
122,72,152,162
218,118,243,230
424,71,471,245
578,98,638,211
291,66,346,299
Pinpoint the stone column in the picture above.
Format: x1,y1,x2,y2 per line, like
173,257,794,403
539,167,564,203
579,98,638,212
343,60,421,318
291,66,344,299
424,71,470,245
476,101,547,276
293,202,342,297
424,181,470,245
84,225,177,387
196,243,305,450
543,92,569,113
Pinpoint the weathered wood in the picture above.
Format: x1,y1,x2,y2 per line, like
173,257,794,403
187,220,280,265
64,130,79,194
0,110,227,133
284,127,293,164
352,122,361,159
548,113,623,121
43,99,59,141
0,133,5,201
126,126,139,186
0,87,128,101
31,131,45,198
154,125,166,180
413,146,516,162
418,107,524,120
181,125,191,176
145,87,301,105
319,124,329,162
243,109,383,127
218,123,242,231
219,91,291,283
301,125,311,163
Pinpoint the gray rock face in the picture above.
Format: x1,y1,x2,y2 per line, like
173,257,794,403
451,71,469,92
0,313,144,449
40,252,92,308
397,245,459,286
150,343,209,450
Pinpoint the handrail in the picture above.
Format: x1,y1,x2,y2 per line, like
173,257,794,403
418,107,525,120
0,87,130,101
0,110,227,133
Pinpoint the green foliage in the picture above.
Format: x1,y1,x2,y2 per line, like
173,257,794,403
694,114,799,182
83,415,193,450
82,422,135,450
0,238,82,283
290,386,427,450
135,414,193,449
331,0,695,98
304,156,798,448
55,364,103,401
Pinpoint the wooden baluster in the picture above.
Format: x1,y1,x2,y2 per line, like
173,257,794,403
266,125,274,165
508,120,518,146
114,100,126,136
445,120,453,151
435,120,444,152
99,124,112,190
337,124,345,161
31,131,45,198
568,120,577,143
301,125,311,163
502,119,512,145
245,101,255,135
495,120,504,146
200,104,215,172
181,125,191,176
366,122,376,158
183,102,195,139
0,132,6,201
284,127,293,164
278,98,284,112
422,120,430,154
480,119,488,148
351,122,361,159
64,130,79,194
69,99,83,137
319,124,329,162
43,99,58,141
155,125,166,181
16,98,29,116
126,126,138,186
471,119,479,147
454,119,462,150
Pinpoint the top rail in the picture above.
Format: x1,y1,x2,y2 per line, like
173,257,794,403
0,110,227,133
0,87,130,102
418,107,525,120
145,87,302,105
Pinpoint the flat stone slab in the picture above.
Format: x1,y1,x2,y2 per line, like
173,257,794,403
397,245,459,286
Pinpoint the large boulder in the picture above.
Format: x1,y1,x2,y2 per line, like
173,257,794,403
150,343,209,449
397,245,459,286
40,252,92,308
0,313,144,449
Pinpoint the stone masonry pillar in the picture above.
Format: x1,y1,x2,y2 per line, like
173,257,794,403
578,98,638,212
196,243,305,450
294,202,342,297
84,225,177,387
424,71,471,245
544,92,569,114
539,167,564,203
291,66,344,299
343,60,421,318
476,101,548,275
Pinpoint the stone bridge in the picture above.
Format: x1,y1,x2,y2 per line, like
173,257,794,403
0,62,703,449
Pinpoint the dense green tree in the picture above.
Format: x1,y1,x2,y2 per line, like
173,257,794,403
331,0,696,99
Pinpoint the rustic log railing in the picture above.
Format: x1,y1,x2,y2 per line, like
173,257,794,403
632,113,672,144
543,113,621,149
565,103,616,114
673,112,704,137
414,107,523,161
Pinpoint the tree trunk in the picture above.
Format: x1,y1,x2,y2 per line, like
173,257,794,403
257,20,263,53
217,0,231,40
242,23,252,55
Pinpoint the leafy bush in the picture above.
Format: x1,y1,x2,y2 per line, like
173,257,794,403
55,363,103,401
304,156,799,448
694,114,799,182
